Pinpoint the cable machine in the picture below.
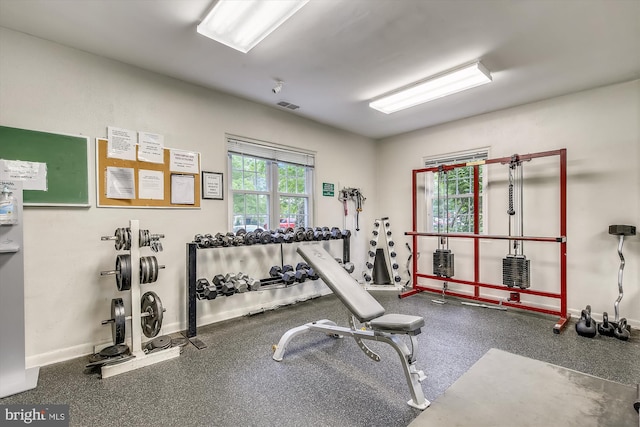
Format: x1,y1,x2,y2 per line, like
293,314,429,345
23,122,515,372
431,166,454,304
404,149,568,333
503,154,530,289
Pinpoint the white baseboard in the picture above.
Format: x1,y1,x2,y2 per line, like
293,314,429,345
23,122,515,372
26,287,333,368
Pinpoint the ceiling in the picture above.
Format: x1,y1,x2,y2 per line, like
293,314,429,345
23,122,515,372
0,0,639,139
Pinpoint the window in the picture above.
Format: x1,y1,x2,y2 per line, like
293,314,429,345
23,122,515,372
425,150,488,233
228,136,314,231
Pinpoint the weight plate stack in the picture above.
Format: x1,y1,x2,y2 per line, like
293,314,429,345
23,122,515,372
99,343,129,358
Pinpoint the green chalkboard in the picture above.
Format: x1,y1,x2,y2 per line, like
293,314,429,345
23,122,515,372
0,126,89,206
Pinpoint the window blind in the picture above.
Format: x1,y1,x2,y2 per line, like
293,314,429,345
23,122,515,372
424,150,488,168
227,136,315,167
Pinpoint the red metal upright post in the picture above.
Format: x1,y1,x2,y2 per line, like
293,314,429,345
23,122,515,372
473,164,480,297
553,148,569,333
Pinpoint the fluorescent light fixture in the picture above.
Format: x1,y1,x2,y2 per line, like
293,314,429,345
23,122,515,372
369,62,492,114
197,0,309,53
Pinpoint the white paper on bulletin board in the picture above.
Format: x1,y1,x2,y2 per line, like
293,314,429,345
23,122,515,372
138,169,164,200
107,126,137,161
106,166,135,199
169,149,199,174
170,174,194,205
138,131,164,164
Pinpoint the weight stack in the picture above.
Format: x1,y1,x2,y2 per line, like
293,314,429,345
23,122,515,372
502,255,530,289
433,249,454,278
372,248,392,285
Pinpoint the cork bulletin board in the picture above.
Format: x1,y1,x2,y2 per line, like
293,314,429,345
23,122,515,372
96,138,200,208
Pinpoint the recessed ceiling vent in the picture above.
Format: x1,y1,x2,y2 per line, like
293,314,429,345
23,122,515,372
277,101,300,110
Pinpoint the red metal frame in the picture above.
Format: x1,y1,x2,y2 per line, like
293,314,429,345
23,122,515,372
403,149,569,333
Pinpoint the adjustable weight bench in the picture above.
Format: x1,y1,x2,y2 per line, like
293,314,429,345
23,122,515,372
272,244,430,410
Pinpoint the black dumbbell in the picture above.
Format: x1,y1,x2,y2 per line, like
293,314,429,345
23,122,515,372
330,227,342,239
293,228,306,242
255,229,272,244
212,274,226,292
280,265,307,282
196,278,209,299
269,265,296,284
244,231,256,245
304,228,315,241
220,275,237,295
575,305,597,338
296,262,319,280
270,230,285,243
363,273,372,282
204,234,220,247
215,232,231,247
203,285,218,300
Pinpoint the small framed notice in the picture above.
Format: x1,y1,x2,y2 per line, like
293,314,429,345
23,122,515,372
202,171,223,200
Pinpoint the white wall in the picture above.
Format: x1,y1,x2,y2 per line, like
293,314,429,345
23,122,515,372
0,28,378,367
376,80,640,327
2,26,638,368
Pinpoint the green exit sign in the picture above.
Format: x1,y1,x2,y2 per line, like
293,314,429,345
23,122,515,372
322,182,335,197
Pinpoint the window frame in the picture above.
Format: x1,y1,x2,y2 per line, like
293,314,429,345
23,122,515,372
227,136,314,231
424,149,489,234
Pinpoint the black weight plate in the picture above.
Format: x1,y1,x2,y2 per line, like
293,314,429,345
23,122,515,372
151,256,158,283
115,254,132,291
151,335,172,349
114,228,123,251
141,291,163,338
111,298,126,344
124,228,131,250
140,256,149,284
99,343,130,358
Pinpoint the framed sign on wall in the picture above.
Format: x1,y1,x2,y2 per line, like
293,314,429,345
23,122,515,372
202,171,223,200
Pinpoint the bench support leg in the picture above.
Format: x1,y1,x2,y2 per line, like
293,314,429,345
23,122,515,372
273,320,430,410
272,319,338,361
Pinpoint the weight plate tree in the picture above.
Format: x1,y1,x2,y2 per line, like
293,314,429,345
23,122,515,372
98,220,179,379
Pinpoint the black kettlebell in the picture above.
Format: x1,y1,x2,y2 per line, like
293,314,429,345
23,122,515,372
598,312,615,337
575,305,597,338
613,318,630,341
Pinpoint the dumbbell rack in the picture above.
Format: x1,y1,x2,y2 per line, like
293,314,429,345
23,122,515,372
364,217,401,288
186,235,352,340
98,220,179,378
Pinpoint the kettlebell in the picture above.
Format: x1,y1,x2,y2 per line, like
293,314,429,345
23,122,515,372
613,318,630,341
598,312,615,337
575,305,597,338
